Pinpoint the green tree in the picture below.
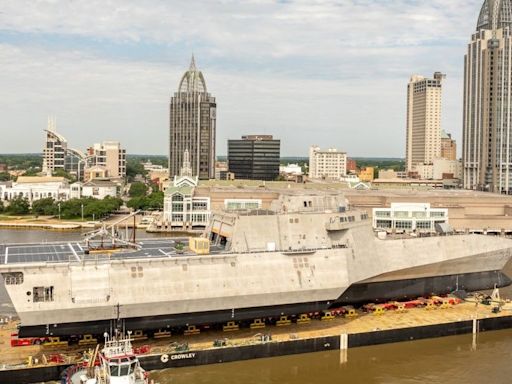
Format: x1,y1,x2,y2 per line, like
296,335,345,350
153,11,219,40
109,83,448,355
127,196,148,210
127,191,163,211
53,169,76,182
31,197,57,216
22,168,40,177
126,159,147,181
0,200,4,213
0,172,10,182
129,182,148,197
7,196,30,215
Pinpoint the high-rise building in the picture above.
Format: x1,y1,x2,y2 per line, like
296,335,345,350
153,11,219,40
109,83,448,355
463,0,512,193
42,117,85,178
86,141,126,179
308,146,347,180
228,135,280,180
441,130,457,161
169,56,216,180
406,73,445,173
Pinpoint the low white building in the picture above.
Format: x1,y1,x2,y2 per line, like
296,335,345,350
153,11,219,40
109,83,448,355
0,176,70,202
373,203,448,233
81,180,119,199
309,146,347,180
279,164,303,176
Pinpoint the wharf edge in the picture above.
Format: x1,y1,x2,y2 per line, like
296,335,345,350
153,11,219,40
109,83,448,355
2,314,512,384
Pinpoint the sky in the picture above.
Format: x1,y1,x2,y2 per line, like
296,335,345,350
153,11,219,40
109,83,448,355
0,0,485,157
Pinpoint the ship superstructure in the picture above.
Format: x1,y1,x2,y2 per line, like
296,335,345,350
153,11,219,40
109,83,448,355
1,191,512,337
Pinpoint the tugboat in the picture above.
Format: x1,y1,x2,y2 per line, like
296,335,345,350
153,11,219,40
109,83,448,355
62,331,151,384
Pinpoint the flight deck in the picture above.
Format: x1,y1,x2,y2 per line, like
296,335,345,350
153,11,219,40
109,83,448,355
0,238,182,265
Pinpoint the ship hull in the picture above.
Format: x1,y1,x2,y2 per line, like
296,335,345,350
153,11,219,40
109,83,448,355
18,269,512,337
18,300,332,337
335,269,512,305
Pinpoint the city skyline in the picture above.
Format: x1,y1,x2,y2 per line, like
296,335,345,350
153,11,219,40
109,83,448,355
0,1,486,157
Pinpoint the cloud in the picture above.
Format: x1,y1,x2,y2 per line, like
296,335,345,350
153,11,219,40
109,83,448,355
0,0,485,157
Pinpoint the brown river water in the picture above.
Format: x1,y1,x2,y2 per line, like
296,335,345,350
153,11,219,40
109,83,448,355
150,330,512,384
1,230,512,384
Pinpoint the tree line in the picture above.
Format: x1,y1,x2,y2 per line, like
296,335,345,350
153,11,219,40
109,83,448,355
0,196,123,219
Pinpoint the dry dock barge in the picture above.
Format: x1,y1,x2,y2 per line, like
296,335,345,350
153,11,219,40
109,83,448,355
1,299,512,384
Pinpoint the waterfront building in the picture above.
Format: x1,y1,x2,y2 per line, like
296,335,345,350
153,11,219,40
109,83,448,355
373,203,448,233
169,56,216,180
441,130,457,161
228,135,281,181
406,73,445,173
162,150,211,230
308,146,347,180
0,176,70,202
86,141,126,180
463,0,512,193
42,117,86,178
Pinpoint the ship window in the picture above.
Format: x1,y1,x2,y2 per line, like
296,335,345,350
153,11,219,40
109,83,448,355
33,286,54,302
120,364,130,376
110,364,120,376
2,272,23,285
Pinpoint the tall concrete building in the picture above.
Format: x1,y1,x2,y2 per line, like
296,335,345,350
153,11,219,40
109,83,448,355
228,135,280,181
463,0,512,193
406,72,445,173
169,56,216,180
86,141,126,179
309,146,347,180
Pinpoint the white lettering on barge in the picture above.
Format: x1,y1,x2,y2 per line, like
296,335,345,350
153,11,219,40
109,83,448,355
171,352,196,360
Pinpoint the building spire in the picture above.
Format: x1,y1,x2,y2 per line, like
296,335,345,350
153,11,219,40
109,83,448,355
47,116,57,132
189,54,197,71
180,149,193,177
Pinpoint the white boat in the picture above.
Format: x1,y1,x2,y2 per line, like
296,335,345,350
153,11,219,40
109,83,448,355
64,331,151,384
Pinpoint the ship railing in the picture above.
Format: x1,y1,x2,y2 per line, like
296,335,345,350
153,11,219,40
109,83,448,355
67,253,112,265
221,243,350,255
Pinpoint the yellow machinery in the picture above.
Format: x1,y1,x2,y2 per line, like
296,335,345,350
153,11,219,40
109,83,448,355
276,316,291,327
250,318,266,329
321,311,335,321
223,321,239,332
297,314,311,324
184,325,200,336
345,308,358,318
189,237,210,255
154,329,172,339
132,330,148,341
78,334,98,346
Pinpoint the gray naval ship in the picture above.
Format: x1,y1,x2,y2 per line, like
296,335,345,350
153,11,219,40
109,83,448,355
1,191,512,337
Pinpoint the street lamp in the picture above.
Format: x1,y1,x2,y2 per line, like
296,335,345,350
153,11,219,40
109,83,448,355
58,202,61,220
81,203,84,221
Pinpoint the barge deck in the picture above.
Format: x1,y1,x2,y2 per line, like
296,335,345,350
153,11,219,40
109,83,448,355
1,300,512,383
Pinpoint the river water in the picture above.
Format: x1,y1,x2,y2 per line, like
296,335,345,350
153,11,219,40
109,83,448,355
2,230,512,383
150,330,512,384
